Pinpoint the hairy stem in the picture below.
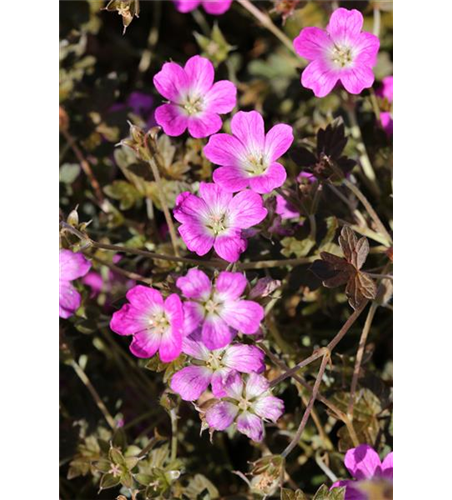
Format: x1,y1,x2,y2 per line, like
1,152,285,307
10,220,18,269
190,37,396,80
170,408,178,462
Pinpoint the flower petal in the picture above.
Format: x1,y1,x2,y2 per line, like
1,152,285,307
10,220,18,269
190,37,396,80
212,166,249,193
59,250,91,281
236,412,264,442
248,162,287,194
245,372,269,399
153,62,188,102
187,112,222,139
211,368,232,397
214,232,247,262
254,395,284,422
202,314,234,349
164,294,184,333
178,223,215,256
182,336,210,360
223,370,244,399
155,104,188,137
174,192,210,225
344,444,382,480
198,182,233,212
222,344,265,373
381,452,393,480
204,80,237,113
293,27,333,60
204,134,247,167
59,281,81,318
126,285,164,312
129,330,161,358
110,304,148,336
202,0,232,15
228,190,268,228
173,0,201,13
301,59,339,98
215,271,247,301
264,124,294,162
184,55,214,95
182,301,205,336
220,299,264,334
170,366,212,401
159,325,183,362
231,111,265,153
340,65,375,95
327,8,363,44
206,401,238,430
176,268,212,300
354,32,380,66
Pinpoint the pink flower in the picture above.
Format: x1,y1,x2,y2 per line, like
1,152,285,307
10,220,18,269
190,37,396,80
173,183,267,262
110,286,184,362
173,0,232,15
275,195,299,219
170,337,265,401
204,111,294,194
377,76,393,136
153,55,237,138
293,8,380,97
176,269,264,349
204,371,284,442
59,249,91,319
332,444,393,500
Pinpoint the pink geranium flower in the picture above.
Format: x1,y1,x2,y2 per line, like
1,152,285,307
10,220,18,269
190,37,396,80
173,182,267,262
377,76,393,136
173,0,232,15
204,111,294,194
110,286,184,362
293,8,380,97
153,55,237,138
176,269,264,349
332,444,393,500
170,337,265,400
59,249,91,319
204,371,284,442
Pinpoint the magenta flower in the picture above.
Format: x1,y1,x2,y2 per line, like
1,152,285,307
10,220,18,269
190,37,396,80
275,195,299,220
204,371,284,442
332,444,393,500
173,0,232,15
153,55,237,138
173,182,267,262
377,76,393,136
293,8,380,97
170,337,265,401
110,286,184,362
204,111,294,194
176,269,264,349
59,249,91,319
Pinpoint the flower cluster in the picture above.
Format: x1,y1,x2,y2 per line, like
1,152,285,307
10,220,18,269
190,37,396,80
109,271,283,441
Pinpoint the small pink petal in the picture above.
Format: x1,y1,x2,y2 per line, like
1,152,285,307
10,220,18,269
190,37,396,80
254,395,284,422
182,301,205,336
236,412,264,442
248,162,287,194
202,314,234,349
199,182,233,210
231,111,265,152
59,250,91,281
181,337,210,360
205,80,237,113
173,0,201,13
222,344,265,373
228,190,268,228
59,281,81,318
184,55,214,95
206,401,238,430
381,452,393,480
204,134,247,167
129,330,161,358
176,268,212,300
340,65,375,95
327,8,364,43
245,372,270,399
187,112,222,139
159,325,182,362
178,223,215,256
126,285,164,311
220,299,264,334
215,271,247,301
213,232,247,262
153,62,188,102
293,27,333,60
301,59,339,98
170,365,212,401
264,124,294,162
212,166,249,193
344,444,382,480
202,0,232,15
155,104,188,137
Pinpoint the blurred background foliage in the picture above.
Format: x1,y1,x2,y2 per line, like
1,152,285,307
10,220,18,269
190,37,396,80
59,1,392,498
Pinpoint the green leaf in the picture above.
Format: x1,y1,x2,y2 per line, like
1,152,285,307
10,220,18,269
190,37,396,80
104,180,143,210
59,163,81,184
281,488,307,500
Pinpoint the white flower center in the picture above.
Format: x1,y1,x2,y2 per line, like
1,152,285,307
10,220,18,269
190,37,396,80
238,397,251,412
205,212,229,236
182,94,205,115
244,153,269,176
330,44,354,68
206,351,224,370
148,311,170,335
